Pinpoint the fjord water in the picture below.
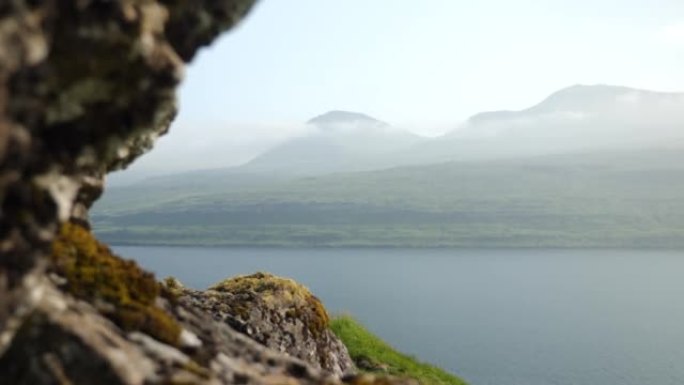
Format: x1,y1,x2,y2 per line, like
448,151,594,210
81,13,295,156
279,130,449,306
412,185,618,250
114,246,684,385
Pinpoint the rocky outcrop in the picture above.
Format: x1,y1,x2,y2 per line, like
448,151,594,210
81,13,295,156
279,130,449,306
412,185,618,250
1,222,417,385
0,0,255,355
168,273,356,377
0,1,418,384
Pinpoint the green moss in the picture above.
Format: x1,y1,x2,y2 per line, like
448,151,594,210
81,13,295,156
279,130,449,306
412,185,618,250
331,316,467,385
50,222,180,345
211,272,330,336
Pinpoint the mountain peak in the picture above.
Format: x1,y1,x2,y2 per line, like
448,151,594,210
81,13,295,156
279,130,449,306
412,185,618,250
554,84,634,94
307,110,387,127
533,84,638,111
467,84,681,125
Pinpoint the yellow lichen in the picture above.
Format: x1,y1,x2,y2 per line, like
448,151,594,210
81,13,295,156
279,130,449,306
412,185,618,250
210,272,330,335
50,222,180,345
162,276,187,298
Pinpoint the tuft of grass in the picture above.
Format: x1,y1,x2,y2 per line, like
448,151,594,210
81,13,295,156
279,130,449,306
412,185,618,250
331,316,467,385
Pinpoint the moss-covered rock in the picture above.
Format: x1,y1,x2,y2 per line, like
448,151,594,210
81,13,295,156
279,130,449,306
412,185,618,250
171,272,355,377
211,272,331,337
0,2,441,385
0,0,257,355
50,221,180,345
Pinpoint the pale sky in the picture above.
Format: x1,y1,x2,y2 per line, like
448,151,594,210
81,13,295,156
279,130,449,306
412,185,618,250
115,0,684,178
176,0,684,134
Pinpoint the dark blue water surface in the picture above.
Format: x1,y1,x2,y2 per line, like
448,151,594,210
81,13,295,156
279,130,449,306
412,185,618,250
113,246,684,385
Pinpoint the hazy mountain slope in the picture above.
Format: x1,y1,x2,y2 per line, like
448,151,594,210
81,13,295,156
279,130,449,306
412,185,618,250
98,85,684,197
238,110,424,175
306,110,385,127
94,84,684,245
93,147,684,247
401,85,684,165
96,111,424,211
459,84,684,139
97,169,290,214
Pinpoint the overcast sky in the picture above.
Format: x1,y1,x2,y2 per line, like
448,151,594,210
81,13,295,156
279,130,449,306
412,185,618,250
116,0,684,178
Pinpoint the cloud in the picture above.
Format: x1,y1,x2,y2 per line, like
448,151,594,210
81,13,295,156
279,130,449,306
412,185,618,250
658,23,684,45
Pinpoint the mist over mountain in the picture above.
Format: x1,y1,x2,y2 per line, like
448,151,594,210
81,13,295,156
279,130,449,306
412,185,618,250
108,84,684,187
306,110,387,129
458,85,684,138
103,110,423,195
94,84,684,248
106,112,401,186
401,85,684,164
98,84,684,214
239,110,423,175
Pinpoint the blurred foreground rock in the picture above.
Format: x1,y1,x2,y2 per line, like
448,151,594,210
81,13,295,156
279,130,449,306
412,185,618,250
168,272,355,377
0,1,417,384
0,0,256,354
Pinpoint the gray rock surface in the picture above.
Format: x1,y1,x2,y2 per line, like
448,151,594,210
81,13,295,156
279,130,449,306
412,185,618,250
169,273,356,377
0,2,420,385
0,270,345,385
0,0,255,357
0,221,415,385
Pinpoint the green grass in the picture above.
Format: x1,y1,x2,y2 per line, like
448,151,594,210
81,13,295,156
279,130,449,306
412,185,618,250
330,315,467,385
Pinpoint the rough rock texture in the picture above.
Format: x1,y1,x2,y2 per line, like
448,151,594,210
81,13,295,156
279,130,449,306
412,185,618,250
169,273,356,377
1,222,419,385
0,2,418,385
0,0,256,354
0,260,338,385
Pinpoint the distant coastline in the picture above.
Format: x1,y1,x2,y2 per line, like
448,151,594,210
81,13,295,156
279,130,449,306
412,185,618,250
97,231,684,250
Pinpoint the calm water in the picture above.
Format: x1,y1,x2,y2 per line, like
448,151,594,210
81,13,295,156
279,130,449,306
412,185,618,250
113,246,684,385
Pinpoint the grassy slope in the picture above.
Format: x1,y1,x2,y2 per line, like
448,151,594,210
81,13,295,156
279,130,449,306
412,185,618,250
93,148,684,247
331,316,466,385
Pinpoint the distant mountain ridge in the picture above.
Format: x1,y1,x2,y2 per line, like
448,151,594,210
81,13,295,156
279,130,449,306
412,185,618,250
401,84,684,164
307,110,388,128
100,84,684,196
239,110,423,175
461,84,684,132
94,84,684,247
469,84,639,123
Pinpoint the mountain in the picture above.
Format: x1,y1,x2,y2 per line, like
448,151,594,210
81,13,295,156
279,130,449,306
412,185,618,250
97,111,424,208
467,85,641,124
457,84,684,142
94,84,684,230
400,85,684,165
109,85,684,185
238,110,423,175
108,85,684,187
306,110,387,128
94,147,684,248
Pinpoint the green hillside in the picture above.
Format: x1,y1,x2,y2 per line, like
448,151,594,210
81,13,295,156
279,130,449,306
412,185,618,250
93,148,684,248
